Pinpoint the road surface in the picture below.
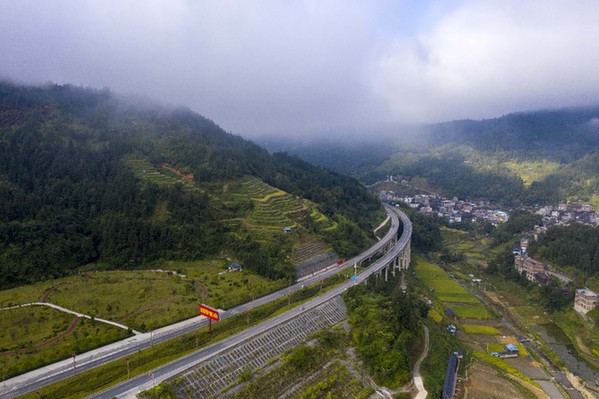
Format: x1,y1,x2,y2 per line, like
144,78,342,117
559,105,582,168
0,205,407,399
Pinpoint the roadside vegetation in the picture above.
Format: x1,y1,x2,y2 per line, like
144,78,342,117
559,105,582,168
344,276,426,389
0,307,129,379
223,329,372,399
14,272,348,399
0,259,287,380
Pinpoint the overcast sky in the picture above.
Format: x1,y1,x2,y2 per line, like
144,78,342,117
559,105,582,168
2,0,599,138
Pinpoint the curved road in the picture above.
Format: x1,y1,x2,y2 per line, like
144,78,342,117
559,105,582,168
89,205,411,398
1,205,409,399
413,324,430,399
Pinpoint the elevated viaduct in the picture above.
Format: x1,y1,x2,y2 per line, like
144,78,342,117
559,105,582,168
87,205,412,399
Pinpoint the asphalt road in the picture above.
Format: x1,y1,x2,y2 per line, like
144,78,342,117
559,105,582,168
89,206,411,399
1,205,408,399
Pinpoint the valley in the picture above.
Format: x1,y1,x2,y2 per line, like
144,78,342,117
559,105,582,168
4,3,599,398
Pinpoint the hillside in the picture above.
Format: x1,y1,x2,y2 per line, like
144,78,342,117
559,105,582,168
0,82,384,289
268,107,599,206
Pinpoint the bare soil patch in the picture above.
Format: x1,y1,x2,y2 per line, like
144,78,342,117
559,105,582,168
464,360,530,399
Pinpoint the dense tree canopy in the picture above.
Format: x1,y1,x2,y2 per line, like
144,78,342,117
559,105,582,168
0,82,383,288
528,223,599,275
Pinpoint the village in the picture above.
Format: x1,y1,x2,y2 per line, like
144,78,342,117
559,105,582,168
379,177,599,316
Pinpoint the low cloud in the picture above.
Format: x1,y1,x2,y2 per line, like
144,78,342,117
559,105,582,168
373,0,599,123
1,1,599,137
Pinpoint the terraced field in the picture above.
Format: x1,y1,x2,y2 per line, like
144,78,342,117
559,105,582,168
415,257,497,336
124,157,200,192
124,157,340,274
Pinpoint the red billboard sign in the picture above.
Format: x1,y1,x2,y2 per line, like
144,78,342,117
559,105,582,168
199,304,219,321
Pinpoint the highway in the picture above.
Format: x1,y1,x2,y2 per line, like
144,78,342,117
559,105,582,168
89,205,411,398
1,205,409,399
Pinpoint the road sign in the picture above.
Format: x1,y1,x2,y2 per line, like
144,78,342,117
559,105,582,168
199,304,219,321
351,275,356,281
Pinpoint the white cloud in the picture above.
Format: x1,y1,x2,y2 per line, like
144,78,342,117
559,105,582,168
1,0,599,136
373,0,599,123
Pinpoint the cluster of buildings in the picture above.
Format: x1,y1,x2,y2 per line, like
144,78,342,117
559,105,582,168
514,254,549,285
379,178,599,229
513,241,599,315
379,179,599,317
534,203,599,227
380,190,509,225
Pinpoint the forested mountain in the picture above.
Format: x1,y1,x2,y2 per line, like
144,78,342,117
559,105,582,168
0,82,383,289
267,107,599,206
426,108,599,162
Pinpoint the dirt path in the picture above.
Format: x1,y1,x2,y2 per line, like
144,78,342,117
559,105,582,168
1,302,141,334
40,287,56,303
160,163,194,181
40,283,66,303
195,280,208,299
412,323,430,399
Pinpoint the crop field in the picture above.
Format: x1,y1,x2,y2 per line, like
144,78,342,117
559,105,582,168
502,160,560,188
428,309,443,323
450,304,494,319
487,342,527,356
508,305,550,328
440,227,491,266
414,256,498,331
462,325,501,335
125,156,338,263
414,257,480,304
217,177,337,261
124,157,200,193
473,351,538,386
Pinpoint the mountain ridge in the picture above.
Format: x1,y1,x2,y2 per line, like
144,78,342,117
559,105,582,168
0,81,383,289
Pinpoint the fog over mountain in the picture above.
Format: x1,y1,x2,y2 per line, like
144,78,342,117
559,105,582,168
2,1,599,138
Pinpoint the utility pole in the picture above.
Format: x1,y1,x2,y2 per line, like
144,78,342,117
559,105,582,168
72,352,76,376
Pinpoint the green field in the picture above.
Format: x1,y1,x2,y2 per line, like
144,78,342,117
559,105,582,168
449,305,494,319
414,257,480,304
503,160,560,188
440,227,492,266
0,263,285,333
428,309,443,323
125,156,339,251
487,343,528,356
14,273,348,399
414,256,497,325
462,325,501,335
0,259,286,379
0,306,128,379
